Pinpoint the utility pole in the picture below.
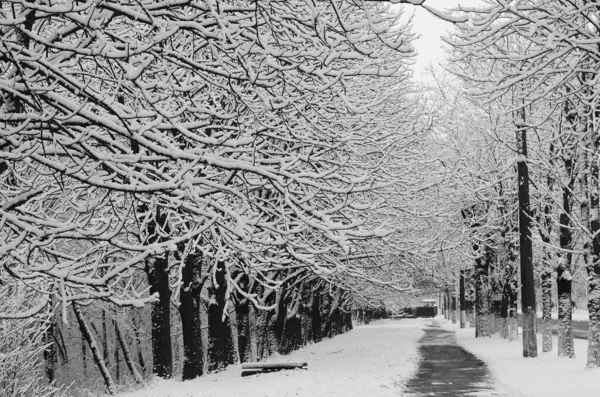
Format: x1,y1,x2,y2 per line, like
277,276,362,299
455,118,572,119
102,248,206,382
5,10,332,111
516,107,537,358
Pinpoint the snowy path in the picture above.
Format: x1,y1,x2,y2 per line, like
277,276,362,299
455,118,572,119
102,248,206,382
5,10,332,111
405,321,504,397
119,320,425,397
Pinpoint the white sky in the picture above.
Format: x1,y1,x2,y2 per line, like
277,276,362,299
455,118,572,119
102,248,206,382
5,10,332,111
398,0,484,80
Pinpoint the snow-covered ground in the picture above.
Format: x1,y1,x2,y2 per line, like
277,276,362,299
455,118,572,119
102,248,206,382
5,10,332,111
441,319,600,397
119,320,425,397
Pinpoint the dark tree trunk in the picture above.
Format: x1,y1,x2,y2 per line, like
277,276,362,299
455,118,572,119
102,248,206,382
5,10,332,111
43,316,57,384
321,291,333,337
207,261,236,371
115,338,120,383
516,121,537,357
300,284,314,345
280,307,303,355
327,290,342,337
500,282,509,339
236,299,252,363
312,291,323,341
344,310,353,332
144,205,173,378
451,293,457,324
509,283,519,341
280,286,304,354
460,270,466,328
274,286,289,350
102,308,109,368
145,253,173,378
82,333,87,376
179,250,204,380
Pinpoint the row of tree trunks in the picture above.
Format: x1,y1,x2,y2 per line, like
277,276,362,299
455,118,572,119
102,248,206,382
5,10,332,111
58,261,357,389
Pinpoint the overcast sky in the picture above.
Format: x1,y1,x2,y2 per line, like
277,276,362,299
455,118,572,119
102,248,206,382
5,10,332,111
401,0,483,80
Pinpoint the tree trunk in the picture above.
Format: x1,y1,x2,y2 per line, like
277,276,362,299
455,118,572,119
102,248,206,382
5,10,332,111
587,276,600,366
73,303,117,395
274,286,288,349
179,250,204,380
115,337,120,384
131,310,147,374
508,283,519,341
327,289,342,337
516,119,537,357
460,270,466,328
446,289,451,321
254,305,270,361
475,247,490,338
585,126,600,366
500,283,509,339
43,315,57,384
82,333,87,376
301,285,314,345
491,300,502,336
207,261,236,371
557,273,574,358
145,253,173,378
247,303,258,361
451,293,457,324
114,318,144,384
541,270,553,352
557,181,574,358
102,307,109,369
442,293,447,319
312,291,323,341
467,301,475,328
236,299,252,363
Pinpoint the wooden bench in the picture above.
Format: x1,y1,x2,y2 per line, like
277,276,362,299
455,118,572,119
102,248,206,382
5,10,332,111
241,361,308,377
